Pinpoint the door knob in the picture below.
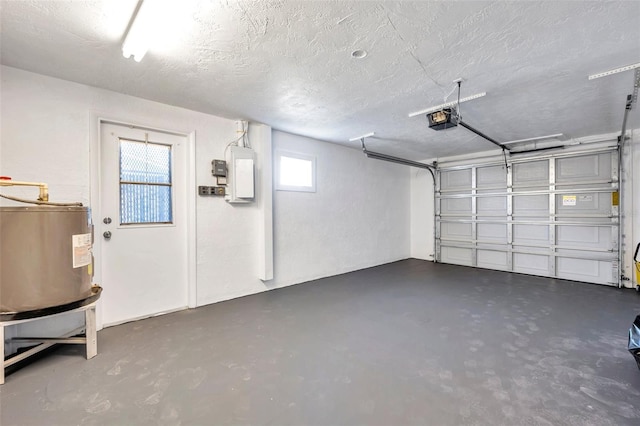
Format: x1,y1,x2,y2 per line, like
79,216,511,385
103,231,112,240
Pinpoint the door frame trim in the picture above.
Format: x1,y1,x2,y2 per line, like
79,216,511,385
90,114,197,329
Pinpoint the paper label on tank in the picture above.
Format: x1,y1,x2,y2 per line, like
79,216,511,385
72,233,92,268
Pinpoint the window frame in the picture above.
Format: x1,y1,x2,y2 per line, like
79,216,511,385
275,150,317,193
118,137,175,226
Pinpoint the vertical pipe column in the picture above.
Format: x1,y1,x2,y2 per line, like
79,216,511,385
611,150,621,286
631,132,638,288
432,169,439,262
549,158,557,277
506,163,514,272
471,167,478,267
253,124,274,281
435,172,442,262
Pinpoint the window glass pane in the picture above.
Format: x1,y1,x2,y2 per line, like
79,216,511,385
119,139,172,224
280,156,312,187
120,140,171,184
120,184,172,224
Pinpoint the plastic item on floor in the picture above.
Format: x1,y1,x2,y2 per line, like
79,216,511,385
629,315,640,371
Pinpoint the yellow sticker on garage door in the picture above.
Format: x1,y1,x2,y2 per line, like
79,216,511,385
562,195,576,206
612,191,619,206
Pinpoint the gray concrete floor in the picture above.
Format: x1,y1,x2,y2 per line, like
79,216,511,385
2,259,640,425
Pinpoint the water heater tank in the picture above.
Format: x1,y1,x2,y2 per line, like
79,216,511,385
0,206,93,313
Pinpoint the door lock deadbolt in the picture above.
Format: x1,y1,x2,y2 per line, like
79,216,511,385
103,217,112,225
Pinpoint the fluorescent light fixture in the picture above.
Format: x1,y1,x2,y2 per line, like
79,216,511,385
588,62,640,80
501,133,565,145
101,1,139,39
121,0,199,62
122,0,155,62
408,92,487,118
349,132,375,142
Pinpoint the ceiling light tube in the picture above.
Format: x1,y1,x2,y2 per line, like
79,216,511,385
588,62,640,80
122,0,152,62
501,133,565,145
408,92,486,118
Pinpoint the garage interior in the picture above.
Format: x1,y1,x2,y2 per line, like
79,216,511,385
1,1,640,425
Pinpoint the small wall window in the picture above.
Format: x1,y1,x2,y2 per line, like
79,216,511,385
275,150,316,192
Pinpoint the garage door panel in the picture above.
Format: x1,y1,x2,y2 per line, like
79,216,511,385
440,222,472,240
478,223,507,243
556,257,613,285
441,246,472,266
513,223,548,245
441,169,472,191
513,195,548,216
513,161,548,187
477,250,508,270
556,192,611,215
557,225,612,249
477,166,506,188
436,149,618,287
556,153,612,183
477,196,506,215
441,197,472,214
513,253,550,275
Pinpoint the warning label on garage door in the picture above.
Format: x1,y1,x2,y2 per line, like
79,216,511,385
612,191,619,206
562,195,577,206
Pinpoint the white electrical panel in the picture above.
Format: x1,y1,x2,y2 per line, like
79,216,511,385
226,146,255,203
235,158,254,198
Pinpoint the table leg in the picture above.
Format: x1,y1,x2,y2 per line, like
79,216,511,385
1,324,5,384
85,305,97,359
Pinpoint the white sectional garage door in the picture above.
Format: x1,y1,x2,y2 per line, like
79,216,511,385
436,148,620,286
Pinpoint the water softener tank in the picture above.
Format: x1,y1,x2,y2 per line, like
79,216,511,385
0,206,93,312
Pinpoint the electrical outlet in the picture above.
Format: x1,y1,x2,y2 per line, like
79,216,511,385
198,186,225,196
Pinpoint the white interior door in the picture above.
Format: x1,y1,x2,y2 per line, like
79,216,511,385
100,122,188,325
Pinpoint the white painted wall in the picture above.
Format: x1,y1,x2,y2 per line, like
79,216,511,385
1,66,412,356
0,65,272,305
270,131,411,287
194,123,273,306
410,168,435,261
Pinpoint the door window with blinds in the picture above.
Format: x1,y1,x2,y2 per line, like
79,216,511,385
119,138,173,225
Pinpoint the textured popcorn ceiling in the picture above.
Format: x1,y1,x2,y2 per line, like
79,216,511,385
1,0,639,160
